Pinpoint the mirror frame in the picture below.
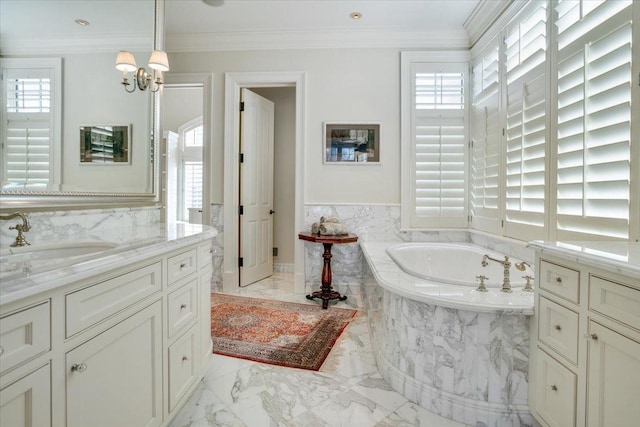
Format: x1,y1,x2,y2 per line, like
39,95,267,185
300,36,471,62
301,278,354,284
0,0,164,210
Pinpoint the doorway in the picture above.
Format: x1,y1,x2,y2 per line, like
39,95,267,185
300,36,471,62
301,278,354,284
222,72,306,294
162,74,213,226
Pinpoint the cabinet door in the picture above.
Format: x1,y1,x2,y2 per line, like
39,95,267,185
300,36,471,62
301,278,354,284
0,363,50,427
587,321,640,427
66,301,162,427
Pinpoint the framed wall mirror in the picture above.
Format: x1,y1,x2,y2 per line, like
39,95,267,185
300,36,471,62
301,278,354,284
0,0,163,208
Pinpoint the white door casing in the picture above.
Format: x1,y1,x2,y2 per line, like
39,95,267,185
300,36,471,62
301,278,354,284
240,88,275,286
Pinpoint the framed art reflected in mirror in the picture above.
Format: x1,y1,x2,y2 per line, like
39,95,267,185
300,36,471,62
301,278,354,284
324,122,381,164
80,125,131,164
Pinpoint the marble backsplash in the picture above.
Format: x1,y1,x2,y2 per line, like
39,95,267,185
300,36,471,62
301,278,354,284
0,206,161,247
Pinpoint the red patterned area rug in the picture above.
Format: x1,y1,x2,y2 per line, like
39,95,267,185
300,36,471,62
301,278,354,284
211,293,357,371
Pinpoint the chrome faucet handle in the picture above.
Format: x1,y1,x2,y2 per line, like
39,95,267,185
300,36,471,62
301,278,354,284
522,275,534,292
475,275,489,292
515,261,530,271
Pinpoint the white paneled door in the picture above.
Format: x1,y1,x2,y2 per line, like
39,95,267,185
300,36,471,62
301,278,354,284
240,88,274,286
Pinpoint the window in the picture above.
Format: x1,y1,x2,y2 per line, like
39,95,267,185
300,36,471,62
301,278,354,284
401,52,470,229
504,1,547,240
471,37,501,233
177,118,203,221
554,0,633,240
1,58,61,188
465,0,637,242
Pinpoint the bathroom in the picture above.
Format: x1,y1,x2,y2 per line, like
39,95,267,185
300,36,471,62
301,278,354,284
1,0,639,426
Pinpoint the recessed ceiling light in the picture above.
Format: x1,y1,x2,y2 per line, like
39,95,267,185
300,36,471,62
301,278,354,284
75,18,90,26
350,12,362,20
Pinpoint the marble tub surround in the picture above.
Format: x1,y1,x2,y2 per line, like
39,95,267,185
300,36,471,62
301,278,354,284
209,203,224,291
0,222,217,306
529,240,640,279
362,260,534,427
361,242,534,314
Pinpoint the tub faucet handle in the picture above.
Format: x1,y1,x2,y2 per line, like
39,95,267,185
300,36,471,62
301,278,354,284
522,275,534,292
475,275,489,292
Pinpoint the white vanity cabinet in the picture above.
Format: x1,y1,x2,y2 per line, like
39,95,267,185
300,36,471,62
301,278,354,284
0,235,214,427
529,246,640,427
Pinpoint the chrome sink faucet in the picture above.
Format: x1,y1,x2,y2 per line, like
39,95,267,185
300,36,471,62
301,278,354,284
481,254,512,293
1,212,31,247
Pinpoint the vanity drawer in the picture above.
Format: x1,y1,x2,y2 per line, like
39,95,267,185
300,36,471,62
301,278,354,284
534,348,577,427
197,242,213,271
539,260,580,304
538,296,579,364
589,275,640,330
168,325,198,411
0,302,50,374
66,262,162,337
167,249,197,287
167,279,198,339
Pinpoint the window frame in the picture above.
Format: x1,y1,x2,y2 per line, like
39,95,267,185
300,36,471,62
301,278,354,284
400,51,471,230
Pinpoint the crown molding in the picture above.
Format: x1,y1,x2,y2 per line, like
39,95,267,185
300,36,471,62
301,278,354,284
0,34,152,56
165,27,470,52
464,0,513,47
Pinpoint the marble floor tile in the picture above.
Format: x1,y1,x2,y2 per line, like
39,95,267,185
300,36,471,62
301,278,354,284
170,273,471,427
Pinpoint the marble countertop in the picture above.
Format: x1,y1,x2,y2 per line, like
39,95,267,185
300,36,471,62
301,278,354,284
529,240,640,279
360,242,534,315
0,223,217,306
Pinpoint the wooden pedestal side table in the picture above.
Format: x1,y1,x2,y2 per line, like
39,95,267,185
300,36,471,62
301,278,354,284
298,232,358,309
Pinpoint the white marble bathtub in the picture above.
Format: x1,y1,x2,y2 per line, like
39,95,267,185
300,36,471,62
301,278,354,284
361,241,535,426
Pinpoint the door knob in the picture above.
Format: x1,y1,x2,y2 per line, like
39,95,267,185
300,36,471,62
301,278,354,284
269,210,275,214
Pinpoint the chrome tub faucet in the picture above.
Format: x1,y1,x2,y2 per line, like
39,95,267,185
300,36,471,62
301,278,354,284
1,212,31,247
481,254,512,293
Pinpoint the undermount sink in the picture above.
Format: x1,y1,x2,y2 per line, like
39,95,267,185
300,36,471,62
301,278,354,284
0,241,119,263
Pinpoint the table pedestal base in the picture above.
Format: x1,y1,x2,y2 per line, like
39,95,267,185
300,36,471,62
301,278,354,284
306,290,347,309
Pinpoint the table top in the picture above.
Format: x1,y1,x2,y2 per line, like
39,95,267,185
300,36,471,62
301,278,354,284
298,232,358,244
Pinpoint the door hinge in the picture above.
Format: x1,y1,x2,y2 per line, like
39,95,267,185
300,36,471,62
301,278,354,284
238,257,244,267
239,153,244,163
501,219,504,228
502,128,505,136
239,205,244,215
468,215,472,223
240,102,245,112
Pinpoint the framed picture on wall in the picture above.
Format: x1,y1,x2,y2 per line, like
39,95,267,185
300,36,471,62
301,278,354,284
323,122,381,164
80,124,131,164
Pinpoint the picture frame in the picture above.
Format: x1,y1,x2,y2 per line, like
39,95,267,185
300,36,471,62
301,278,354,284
80,124,131,164
323,122,381,164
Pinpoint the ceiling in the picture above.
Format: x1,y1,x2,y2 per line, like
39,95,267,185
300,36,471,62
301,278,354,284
0,0,497,54
164,0,491,51
165,0,481,34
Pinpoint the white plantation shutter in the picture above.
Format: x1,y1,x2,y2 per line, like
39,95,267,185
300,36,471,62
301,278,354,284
3,69,53,187
470,38,501,233
1,58,60,189
504,1,548,240
555,0,633,240
410,62,468,228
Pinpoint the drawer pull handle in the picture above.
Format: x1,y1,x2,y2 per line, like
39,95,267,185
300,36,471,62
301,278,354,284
550,385,558,392
554,324,562,331
71,363,87,373
180,304,187,309
555,277,562,284
182,356,188,362
180,263,187,270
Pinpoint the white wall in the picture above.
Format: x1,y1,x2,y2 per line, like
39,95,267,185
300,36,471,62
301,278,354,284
62,52,152,193
168,48,401,204
163,87,203,132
